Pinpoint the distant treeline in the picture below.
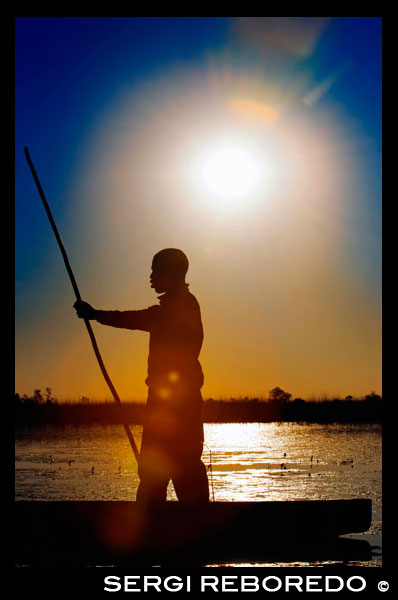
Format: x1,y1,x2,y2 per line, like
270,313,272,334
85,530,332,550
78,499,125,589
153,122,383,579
14,388,382,426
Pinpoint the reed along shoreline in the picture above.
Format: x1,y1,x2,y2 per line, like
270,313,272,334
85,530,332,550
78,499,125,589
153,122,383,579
15,396,382,426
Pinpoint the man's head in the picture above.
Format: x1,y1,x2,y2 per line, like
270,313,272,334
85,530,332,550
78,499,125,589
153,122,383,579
150,248,189,293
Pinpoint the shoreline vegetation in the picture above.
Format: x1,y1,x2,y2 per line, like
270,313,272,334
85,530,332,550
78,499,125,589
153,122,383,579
15,388,382,426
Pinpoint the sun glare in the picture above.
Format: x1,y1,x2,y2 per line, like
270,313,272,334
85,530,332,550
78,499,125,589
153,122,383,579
198,142,263,205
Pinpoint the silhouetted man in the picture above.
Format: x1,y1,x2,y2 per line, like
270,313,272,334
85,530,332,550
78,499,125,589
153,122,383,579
74,248,209,502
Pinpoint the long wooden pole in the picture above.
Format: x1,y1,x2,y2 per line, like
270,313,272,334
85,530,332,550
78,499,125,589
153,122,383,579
24,147,140,463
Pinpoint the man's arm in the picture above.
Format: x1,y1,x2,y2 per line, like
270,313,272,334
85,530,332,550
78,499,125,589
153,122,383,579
74,300,158,332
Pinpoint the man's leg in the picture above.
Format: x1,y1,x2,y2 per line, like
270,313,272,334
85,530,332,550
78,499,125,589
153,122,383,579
171,433,209,502
136,474,169,502
136,437,171,502
171,408,209,501
172,457,209,501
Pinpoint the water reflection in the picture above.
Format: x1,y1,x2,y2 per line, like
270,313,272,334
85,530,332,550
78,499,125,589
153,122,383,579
203,423,381,508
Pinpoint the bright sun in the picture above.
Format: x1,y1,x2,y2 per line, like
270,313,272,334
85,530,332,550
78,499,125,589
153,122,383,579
198,142,262,205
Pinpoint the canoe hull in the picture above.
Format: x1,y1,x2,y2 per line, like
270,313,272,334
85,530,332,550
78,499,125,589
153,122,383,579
15,499,372,565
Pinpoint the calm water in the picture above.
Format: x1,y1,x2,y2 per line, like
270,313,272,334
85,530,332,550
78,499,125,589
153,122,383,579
15,422,382,567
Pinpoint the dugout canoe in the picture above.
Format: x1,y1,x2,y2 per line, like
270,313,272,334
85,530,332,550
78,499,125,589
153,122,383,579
15,499,372,565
